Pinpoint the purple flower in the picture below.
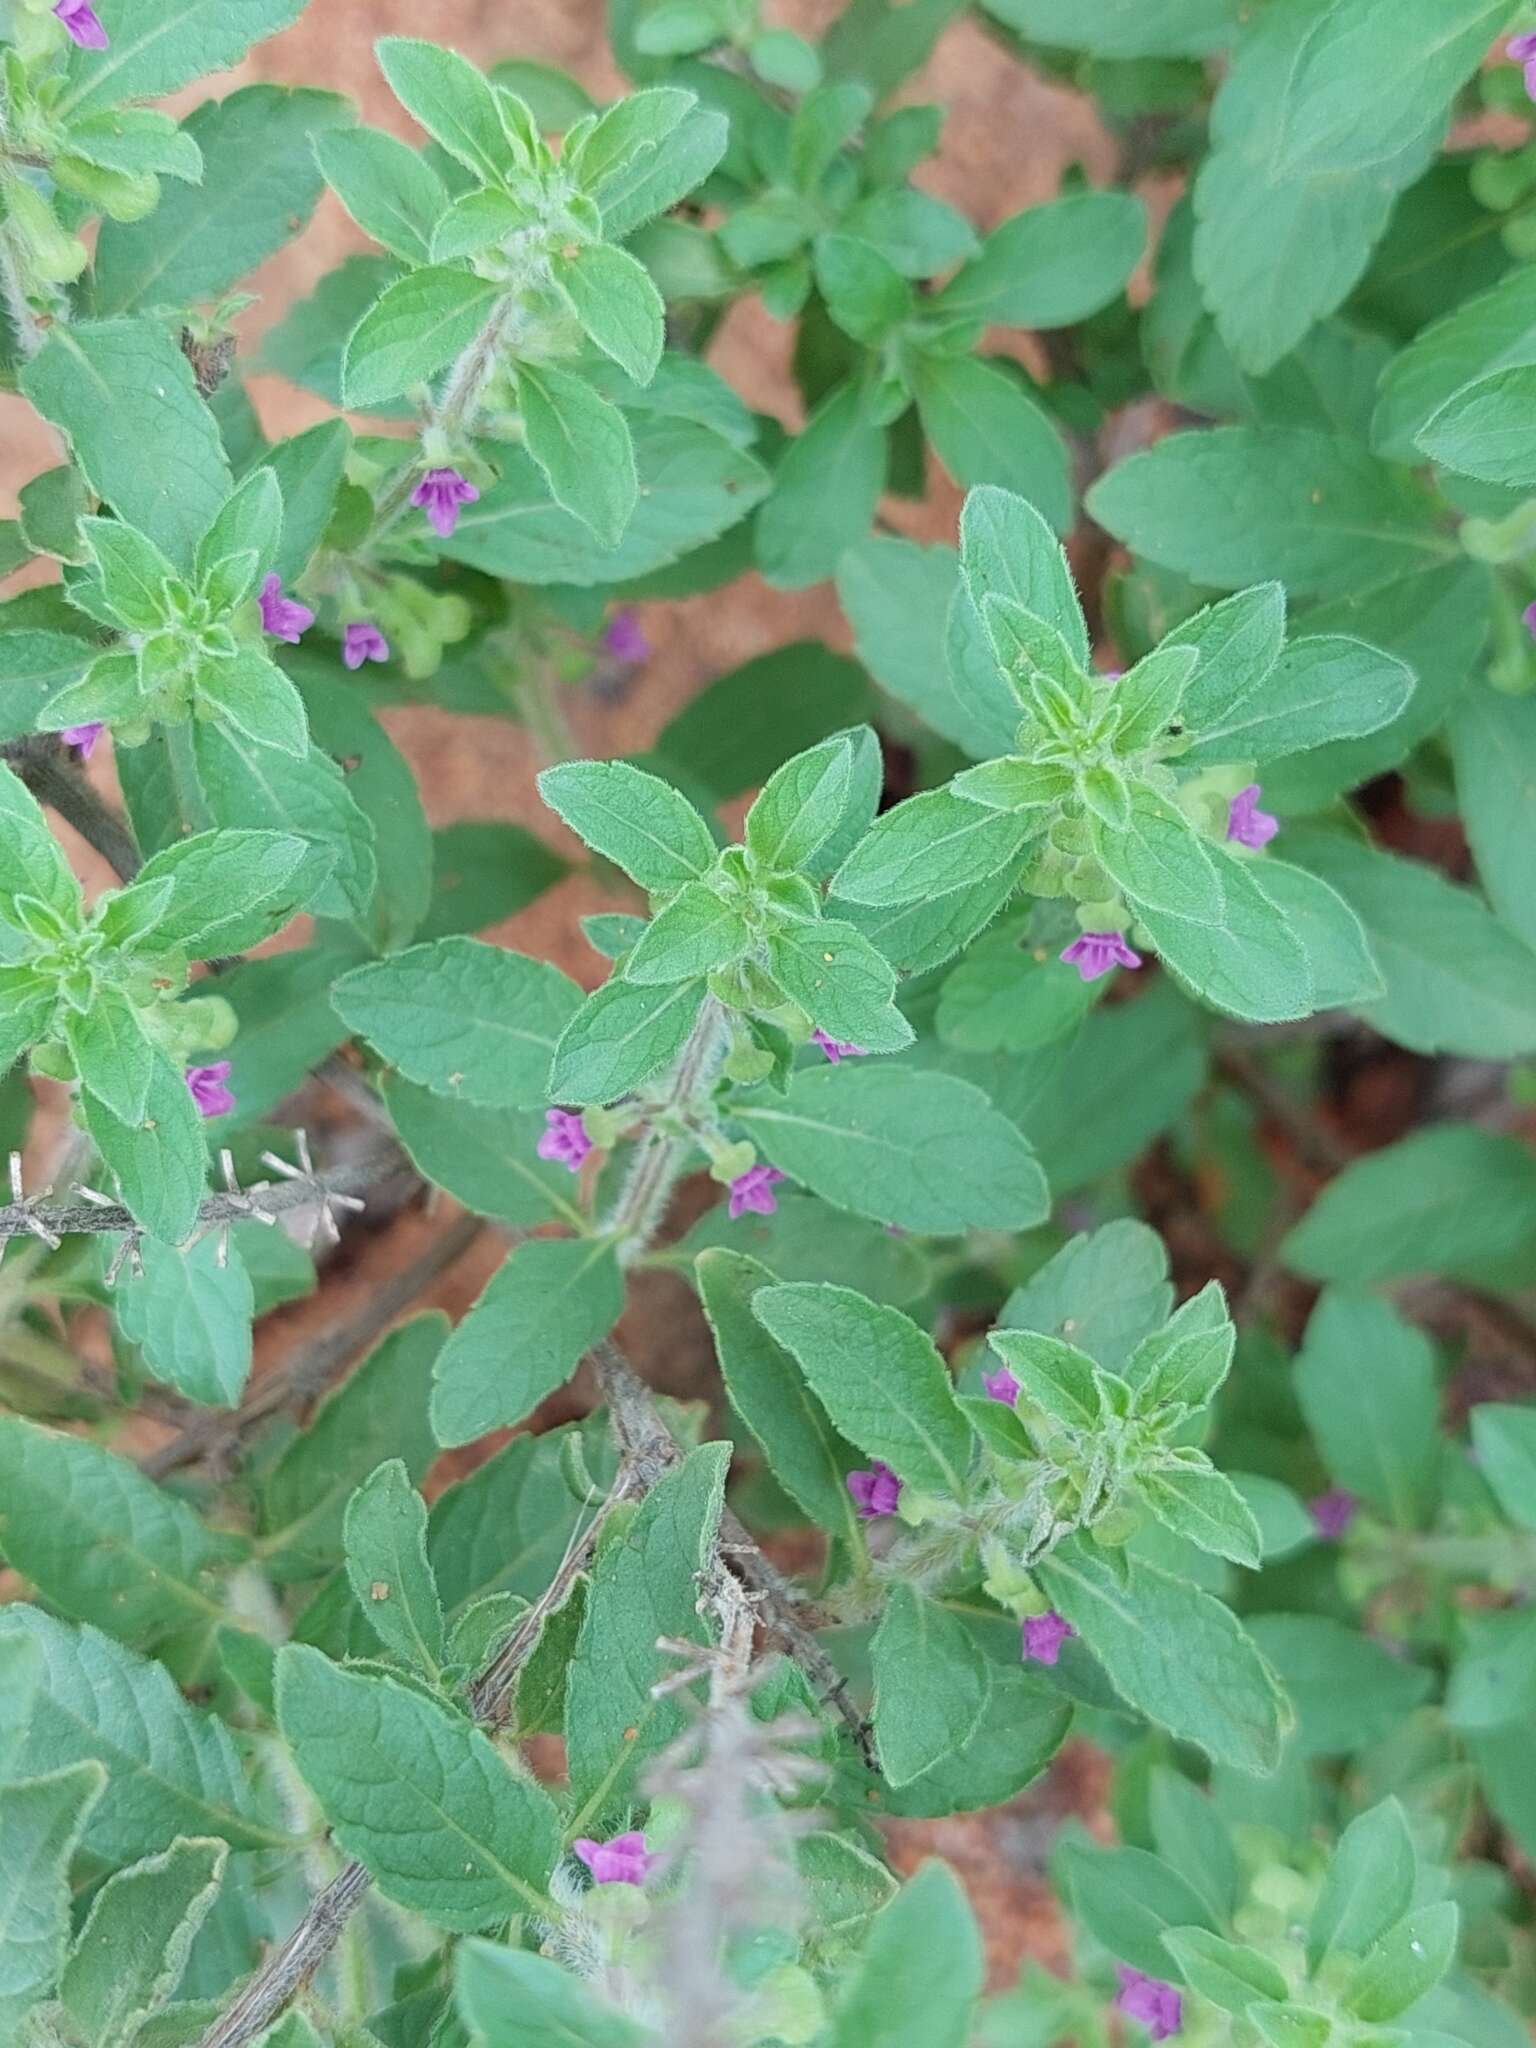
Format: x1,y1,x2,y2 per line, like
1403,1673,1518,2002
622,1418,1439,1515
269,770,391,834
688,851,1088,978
537,1107,592,1172
60,722,103,759
602,608,650,664
54,0,108,48
1021,1611,1075,1667
186,1062,235,1119
728,1164,785,1220
573,1830,656,1886
812,1030,865,1064
982,1364,1021,1405
410,466,479,540
1310,1488,1358,1541
847,1460,902,1520
1510,32,1536,99
1060,931,1142,983
257,574,315,646
342,621,390,671
1115,1968,1183,2041
1227,783,1279,851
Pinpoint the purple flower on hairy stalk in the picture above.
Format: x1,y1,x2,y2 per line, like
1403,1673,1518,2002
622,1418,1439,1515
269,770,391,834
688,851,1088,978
1524,600,1536,641
1310,1488,1358,1541
847,1460,901,1520
1510,32,1536,99
60,723,103,759
54,0,108,47
1021,1611,1075,1667
982,1364,1021,1405
537,1107,592,1172
728,1164,784,1220
186,1062,235,1118
1227,783,1279,851
573,1831,657,1886
410,467,479,540
602,607,650,664
1060,931,1142,983
258,574,314,646
1115,1968,1183,2041
812,1030,865,1064
342,621,389,670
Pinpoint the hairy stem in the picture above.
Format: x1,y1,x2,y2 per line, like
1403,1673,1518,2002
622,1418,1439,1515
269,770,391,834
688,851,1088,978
604,997,728,1262
2,737,143,878
369,291,521,541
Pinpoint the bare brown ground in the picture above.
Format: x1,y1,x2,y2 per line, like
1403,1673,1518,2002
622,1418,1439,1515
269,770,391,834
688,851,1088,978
0,0,1122,1984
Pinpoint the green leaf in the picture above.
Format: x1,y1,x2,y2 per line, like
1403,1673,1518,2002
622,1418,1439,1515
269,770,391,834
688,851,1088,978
1148,1768,1240,1921
0,764,82,917
681,1188,928,1305
935,190,1145,328
1162,1929,1289,2014
1470,1405,1536,1533
1001,1219,1173,1372
1449,681,1536,955
745,734,854,872
314,124,449,265
259,1316,445,1576
332,937,581,1110
696,1248,862,1545
0,1610,283,1863
276,1645,560,1929
871,1585,990,1788
751,1283,974,1497
344,1461,444,1677
57,1835,226,2048
1036,1538,1287,1773
1308,1797,1417,1968
342,266,504,410
114,1233,254,1409
975,0,1236,56
1345,1904,1460,2023
258,425,351,590
549,976,706,1105
1086,429,1446,600
986,1329,1103,1429
21,319,232,571
1286,1121,1536,1291
815,233,915,346
1062,1841,1221,1980
768,917,913,1052
756,379,888,591
565,1444,730,1816
418,819,568,943
1183,634,1414,764
830,1860,983,2048
430,1237,624,1449
455,1939,649,2048
0,1418,231,1645
383,1076,584,1231
1136,850,1314,1025
1246,1613,1430,1757
1291,1290,1441,1528
960,483,1089,666
1098,784,1225,924
910,354,1071,535
1170,584,1286,732
375,37,513,184
832,787,1030,906
92,87,349,316
735,1063,1048,1234
0,1762,105,2039
555,240,665,387
1284,826,1536,1058
622,881,749,985
191,648,306,757
1137,1459,1263,1569
652,643,872,804
124,828,315,959
584,102,728,240
868,1665,1068,1819
0,628,92,743
65,988,158,1127
78,515,179,630
58,0,309,116
81,1051,207,1247
1418,364,1536,485
517,362,638,549
539,757,716,893
936,922,1095,1054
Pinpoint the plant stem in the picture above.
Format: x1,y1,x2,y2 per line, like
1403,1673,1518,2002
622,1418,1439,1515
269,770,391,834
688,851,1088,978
2,737,142,878
369,291,520,542
514,658,579,765
603,998,728,1262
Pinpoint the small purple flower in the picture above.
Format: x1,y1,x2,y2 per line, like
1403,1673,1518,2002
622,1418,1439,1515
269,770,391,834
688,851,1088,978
728,1164,784,1220
410,467,479,540
1524,600,1536,642
1227,783,1279,851
1115,1969,1183,2042
1060,931,1142,984
54,0,108,48
573,1830,656,1886
847,1460,902,1520
982,1364,1021,1405
257,574,315,646
1021,1611,1075,1667
60,722,103,759
1510,32,1536,99
1310,1488,1358,1542
811,1030,865,1064
537,1107,592,1172
186,1062,235,1119
602,608,650,664
342,621,390,671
